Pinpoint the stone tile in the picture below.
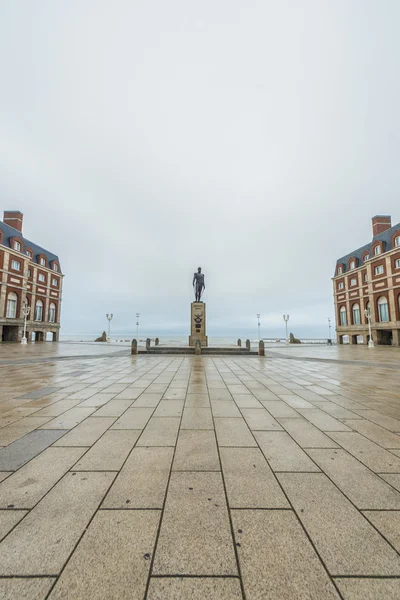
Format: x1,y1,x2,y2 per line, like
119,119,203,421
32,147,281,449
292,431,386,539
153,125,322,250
103,447,173,508
77,393,117,407
381,474,400,492
33,399,81,416
334,578,400,600
92,399,132,417
111,407,153,430
232,395,263,408
363,510,400,553
181,407,213,429
311,402,362,419
232,510,339,599
153,400,184,417
209,389,232,401
351,410,400,432
173,430,220,471
48,511,159,600
39,407,96,430
163,389,186,400
252,389,280,401
17,387,61,400
227,384,251,395
255,431,320,472
341,419,400,448
0,473,11,482
241,408,283,431
278,473,400,575
137,417,180,446
220,447,289,508
0,472,114,575
328,432,400,473
279,394,315,409
261,400,301,418
113,389,146,400
297,409,352,431
153,472,237,575
0,417,54,445
147,577,242,599
132,393,162,407
0,447,85,508
0,429,67,471
211,401,241,417
278,418,339,448
214,418,257,447
307,449,400,509
0,578,55,600
0,510,27,541
185,393,210,407
73,430,140,471
53,417,114,446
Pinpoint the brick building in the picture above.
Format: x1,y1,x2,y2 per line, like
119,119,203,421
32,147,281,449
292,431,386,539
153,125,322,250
333,215,400,346
0,211,63,342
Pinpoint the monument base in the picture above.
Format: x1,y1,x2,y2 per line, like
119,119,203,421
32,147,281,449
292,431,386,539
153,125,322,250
189,302,208,347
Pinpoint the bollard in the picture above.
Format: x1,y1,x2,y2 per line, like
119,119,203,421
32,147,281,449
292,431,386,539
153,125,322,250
237,339,242,347
195,339,202,355
246,339,251,351
155,337,159,346
146,338,151,351
131,339,138,355
259,340,265,356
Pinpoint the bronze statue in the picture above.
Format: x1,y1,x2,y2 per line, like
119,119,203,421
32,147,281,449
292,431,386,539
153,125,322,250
193,267,205,302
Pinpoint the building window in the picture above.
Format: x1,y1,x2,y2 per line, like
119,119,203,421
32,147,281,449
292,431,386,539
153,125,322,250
374,245,382,256
375,265,384,275
340,306,347,326
11,260,21,271
53,264,58,272
338,282,344,290
395,236,400,248
35,299,43,321
377,296,389,322
49,302,56,323
363,254,370,262
396,258,400,269
350,278,357,286
27,269,31,277
349,261,355,270
38,273,45,283
13,241,21,251
51,278,58,286
40,257,46,266
364,273,368,282
352,303,361,325
6,292,18,318
26,250,32,258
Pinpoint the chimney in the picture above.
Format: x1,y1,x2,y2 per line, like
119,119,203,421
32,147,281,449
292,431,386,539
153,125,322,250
3,211,23,233
372,214,391,237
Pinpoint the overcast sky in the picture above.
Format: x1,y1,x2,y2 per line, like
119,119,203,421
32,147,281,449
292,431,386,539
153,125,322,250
0,1,399,338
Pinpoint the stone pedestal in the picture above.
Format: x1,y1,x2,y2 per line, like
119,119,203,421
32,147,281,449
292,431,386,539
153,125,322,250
189,302,208,347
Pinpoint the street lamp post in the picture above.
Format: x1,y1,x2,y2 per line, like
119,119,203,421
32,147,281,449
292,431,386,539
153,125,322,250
283,314,290,344
328,317,331,339
21,302,30,345
136,313,140,340
256,314,261,341
106,313,113,343
364,309,375,348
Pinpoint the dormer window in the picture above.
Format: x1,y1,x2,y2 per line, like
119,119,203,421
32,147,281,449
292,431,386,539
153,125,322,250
337,266,343,275
363,254,369,262
395,236,400,248
374,245,382,256
53,264,58,272
26,250,32,258
13,241,21,252
40,257,45,266
350,260,355,270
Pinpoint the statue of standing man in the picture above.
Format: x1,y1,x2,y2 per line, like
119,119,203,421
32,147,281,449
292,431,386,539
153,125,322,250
193,267,205,302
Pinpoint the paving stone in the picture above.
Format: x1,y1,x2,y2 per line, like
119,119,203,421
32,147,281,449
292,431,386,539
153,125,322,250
214,418,257,447
33,399,82,416
241,408,283,431
53,417,115,446
297,409,352,431
77,393,117,407
48,510,159,600
252,389,280,401
163,389,186,400
220,447,289,508
0,447,85,508
381,474,400,492
0,472,114,575
209,389,232,400
153,400,184,417
279,394,315,409
334,577,400,600
211,401,241,417
0,417,54,445
184,393,210,407
328,432,400,473
351,410,400,432
147,577,242,599
0,578,55,600
113,389,146,400
232,395,263,408
0,510,27,541
341,419,400,448
103,447,173,508
306,448,400,509
278,473,400,575
137,417,180,446
255,431,320,472
232,509,339,599
181,407,213,429
73,430,140,471
39,407,96,430
0,473,11,482
278,418,339,448
92,399,132,417
261,400,301,418
0,429,67,471
311,402,362,419
153,471,237,575
16,387,61,400
173,430,220,471
363,511,400,553
132,393,163,407
111,407,153,429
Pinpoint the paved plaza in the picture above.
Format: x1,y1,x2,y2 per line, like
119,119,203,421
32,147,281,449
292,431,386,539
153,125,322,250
0,344,400,598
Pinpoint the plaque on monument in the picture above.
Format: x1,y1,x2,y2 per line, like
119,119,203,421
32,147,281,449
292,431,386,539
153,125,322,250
189,267,208,346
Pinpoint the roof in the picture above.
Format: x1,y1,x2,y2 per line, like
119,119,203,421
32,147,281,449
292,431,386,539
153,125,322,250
335,222,400,275
0,220,62,272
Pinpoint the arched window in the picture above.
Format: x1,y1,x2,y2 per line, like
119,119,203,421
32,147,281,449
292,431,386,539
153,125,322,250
340,306,347,326
377,296,389,323
35,299,43,321
6,292,18,318
352,303,361,325
49,303,56,323
395,235,400,248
